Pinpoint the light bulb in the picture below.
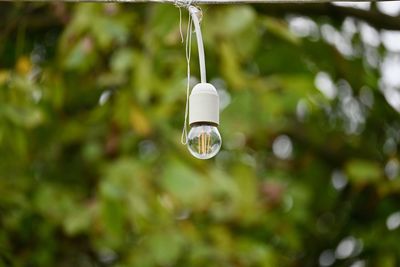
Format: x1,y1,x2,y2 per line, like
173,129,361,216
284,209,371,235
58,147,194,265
187,123,221,159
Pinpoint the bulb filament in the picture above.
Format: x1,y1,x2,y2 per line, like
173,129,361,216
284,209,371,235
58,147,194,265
198,132,211,155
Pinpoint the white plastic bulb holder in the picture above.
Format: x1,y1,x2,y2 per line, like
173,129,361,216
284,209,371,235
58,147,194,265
189,83,219,125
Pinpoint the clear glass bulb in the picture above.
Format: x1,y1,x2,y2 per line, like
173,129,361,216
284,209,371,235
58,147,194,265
187,124,222,159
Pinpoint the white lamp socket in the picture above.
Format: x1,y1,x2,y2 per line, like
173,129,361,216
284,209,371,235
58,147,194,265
189,83,219,126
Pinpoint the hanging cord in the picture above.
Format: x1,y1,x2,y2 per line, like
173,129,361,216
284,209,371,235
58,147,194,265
175,0,193,42
177,3,206,144
188,5,206,83
180,10,193,144
178,7,184,43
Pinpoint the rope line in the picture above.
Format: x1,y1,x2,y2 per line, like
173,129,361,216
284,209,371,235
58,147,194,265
180,9,193,145
177,2,206,145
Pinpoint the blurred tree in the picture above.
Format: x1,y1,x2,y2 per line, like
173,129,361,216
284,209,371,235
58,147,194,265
0,2,400,267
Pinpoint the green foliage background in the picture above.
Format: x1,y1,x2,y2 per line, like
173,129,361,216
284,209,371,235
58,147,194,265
0,3,399,266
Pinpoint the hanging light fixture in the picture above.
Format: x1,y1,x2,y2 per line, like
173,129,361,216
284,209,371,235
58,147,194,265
187,83,221,159
183,5,222,160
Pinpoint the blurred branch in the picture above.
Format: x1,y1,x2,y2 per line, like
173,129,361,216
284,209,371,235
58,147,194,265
1,1,399,32
256,3,400,31
0,0,399,3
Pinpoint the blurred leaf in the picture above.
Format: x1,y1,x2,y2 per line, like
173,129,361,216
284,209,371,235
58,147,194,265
16,56,32,75
220,41,246,89
110,48,135,73
162,160,209,209
1,105,44,128
209,6,256,37
262,17,300,45
0,70,10,86
145,230,184,265
63,204,93,236
130,106,152,136
62,36,97,71
345,159,382,183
